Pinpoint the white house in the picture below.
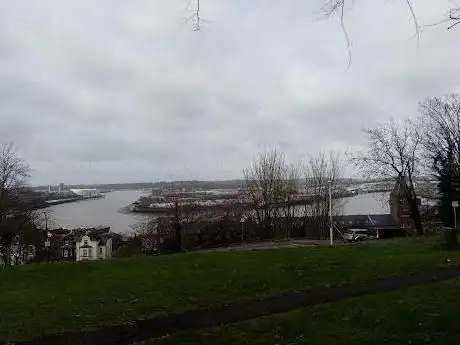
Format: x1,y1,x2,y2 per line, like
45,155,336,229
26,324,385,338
75,234,112,261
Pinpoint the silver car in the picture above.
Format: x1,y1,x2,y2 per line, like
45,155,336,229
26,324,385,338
344,229,375,242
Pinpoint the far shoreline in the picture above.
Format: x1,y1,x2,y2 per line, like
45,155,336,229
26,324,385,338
118,204,134,214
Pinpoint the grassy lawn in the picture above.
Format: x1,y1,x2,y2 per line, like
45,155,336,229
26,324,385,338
0,237,459,341
147,278,460,345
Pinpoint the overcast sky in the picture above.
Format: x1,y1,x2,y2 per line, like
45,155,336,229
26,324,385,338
1,1,459,185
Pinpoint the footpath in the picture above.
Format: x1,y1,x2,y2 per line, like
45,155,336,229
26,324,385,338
14,265,460,345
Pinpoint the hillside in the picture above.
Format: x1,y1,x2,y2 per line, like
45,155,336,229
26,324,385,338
1,238,459,343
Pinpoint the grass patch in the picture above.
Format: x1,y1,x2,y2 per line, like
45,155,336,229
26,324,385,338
147,278,460,345
0,237,459,341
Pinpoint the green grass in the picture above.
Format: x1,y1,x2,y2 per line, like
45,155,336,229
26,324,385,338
147,278,460,345
0,237,459,341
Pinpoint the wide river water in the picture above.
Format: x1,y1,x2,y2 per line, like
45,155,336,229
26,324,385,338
45,190,391,235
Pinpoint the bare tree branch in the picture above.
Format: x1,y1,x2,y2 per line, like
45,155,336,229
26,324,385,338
302,151,344,239
351,119,424,235
321,0,352,67
185,0,203,32
243,147,287,236
0,142,34,266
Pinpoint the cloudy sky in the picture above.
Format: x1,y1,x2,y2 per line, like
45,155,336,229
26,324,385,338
1,1,459,185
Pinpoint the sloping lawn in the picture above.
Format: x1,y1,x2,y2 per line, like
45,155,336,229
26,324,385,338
0,237,458,341
148,278,460,345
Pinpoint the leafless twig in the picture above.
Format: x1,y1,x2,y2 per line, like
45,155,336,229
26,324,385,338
448,8,460,30
322,0,352,68
404,0,420,47
184,0,203,32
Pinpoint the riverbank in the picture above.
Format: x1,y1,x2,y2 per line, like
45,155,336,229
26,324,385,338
130,191,358,214
46,190,147,234
43,191,390,235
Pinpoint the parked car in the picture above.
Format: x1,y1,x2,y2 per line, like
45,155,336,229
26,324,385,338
344,229,376,242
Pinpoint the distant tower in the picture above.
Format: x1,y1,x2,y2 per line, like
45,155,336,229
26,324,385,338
48,184,51,193
389,175,413,231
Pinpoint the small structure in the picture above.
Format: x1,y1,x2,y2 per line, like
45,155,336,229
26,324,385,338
60,235,76,261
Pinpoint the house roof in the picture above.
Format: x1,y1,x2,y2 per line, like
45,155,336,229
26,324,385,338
390,175,411,199
72,227,112,242
332,214,396,227
79,244,93,249
49,228,71,236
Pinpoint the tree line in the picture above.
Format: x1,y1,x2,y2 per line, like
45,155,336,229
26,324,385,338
2,93,460,261
150,92,460,252
352,93,460,236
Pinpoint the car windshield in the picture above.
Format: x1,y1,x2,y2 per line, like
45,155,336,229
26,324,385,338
348,230,368,235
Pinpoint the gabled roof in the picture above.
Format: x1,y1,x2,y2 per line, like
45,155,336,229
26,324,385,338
332,214,396,227
390,175,410,199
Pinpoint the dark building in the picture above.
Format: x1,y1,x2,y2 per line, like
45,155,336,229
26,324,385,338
389,175,413,231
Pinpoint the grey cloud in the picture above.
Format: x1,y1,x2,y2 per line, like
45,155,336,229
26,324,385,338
0,0,459,184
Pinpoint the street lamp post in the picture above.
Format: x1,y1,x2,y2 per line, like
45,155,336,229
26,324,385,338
328,180,333,247
42,212,50,261
240,216,246,245
42,212,48,232
453,201,458,229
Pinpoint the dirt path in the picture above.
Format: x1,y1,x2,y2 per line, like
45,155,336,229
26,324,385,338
15,265,460,345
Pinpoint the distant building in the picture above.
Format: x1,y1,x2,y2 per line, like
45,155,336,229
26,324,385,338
59,183,65,193
70,189,101,198
389,175,415,231
389,175,442,234
75,233,112,261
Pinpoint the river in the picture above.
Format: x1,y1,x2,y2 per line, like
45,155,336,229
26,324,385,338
45,190,391,234
44,190,150,235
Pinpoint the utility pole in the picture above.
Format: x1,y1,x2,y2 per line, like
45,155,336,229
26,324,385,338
328,180,333,247
43,212,48,232
42,212,50,261
453,201,458,229
240,216,246,245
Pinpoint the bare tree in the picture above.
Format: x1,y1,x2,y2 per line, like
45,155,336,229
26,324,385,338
420,94,460,166
0,143,33,266
351,118,423,235
130,217,158,253
277,161,302,239
302,151,344,239
243,148,289,238
419,93,460,228
9,211,43,265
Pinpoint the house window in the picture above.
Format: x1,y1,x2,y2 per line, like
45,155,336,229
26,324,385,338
99,247,103,256
63,250,68,258
84,239,88,246
82,249,88,257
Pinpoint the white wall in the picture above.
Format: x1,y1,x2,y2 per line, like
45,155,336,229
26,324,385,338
76,235,112,261
76,235,97,261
